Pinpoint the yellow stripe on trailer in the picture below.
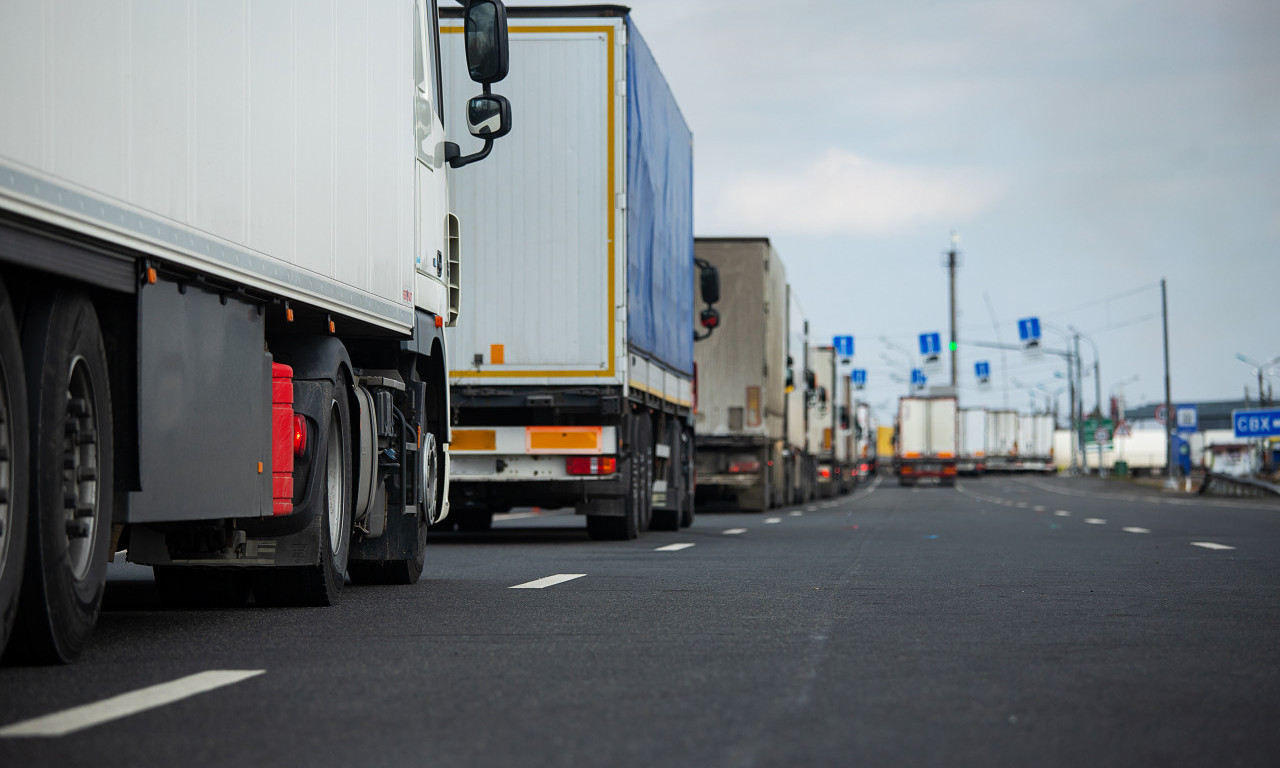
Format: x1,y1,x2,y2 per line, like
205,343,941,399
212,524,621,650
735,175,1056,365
451,429,497,451
526,426,603,453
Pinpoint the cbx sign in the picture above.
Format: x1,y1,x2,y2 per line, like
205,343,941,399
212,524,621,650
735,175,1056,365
1232,408,1280,438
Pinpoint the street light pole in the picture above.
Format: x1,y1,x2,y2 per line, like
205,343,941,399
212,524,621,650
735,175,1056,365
947,233,959,388
1162,278,1175,489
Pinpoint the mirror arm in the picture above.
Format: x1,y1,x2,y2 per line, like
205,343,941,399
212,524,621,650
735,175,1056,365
446,139,493,169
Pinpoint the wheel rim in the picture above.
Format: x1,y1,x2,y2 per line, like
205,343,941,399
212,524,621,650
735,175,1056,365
0,358,12,575
421,431,438,523
325,403,345,554
63,356,100,582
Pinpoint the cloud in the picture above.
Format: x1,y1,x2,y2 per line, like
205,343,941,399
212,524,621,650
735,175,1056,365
707,149,1001,236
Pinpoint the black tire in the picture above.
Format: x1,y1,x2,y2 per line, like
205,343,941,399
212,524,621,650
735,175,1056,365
254,377,352,606
8,290,113,663
678,426,695,528
650,420,681,532
154,566,251,609
0,279,29,658
587,413,650,541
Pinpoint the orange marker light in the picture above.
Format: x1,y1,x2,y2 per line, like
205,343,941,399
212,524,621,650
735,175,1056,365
434,315,444,328
285,304,295,323
257,462,264,474
328,318,336,334
146,267,157,285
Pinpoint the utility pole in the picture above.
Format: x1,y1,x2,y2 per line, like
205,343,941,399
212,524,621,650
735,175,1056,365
1162,278,1175,489
1074,333,1083,473
948,233,959,388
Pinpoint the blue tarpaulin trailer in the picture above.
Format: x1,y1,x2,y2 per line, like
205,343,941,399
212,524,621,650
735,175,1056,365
441,6,699,539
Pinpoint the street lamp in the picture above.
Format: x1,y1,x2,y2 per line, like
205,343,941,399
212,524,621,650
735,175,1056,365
1068,325,1102,420
1235,353,1280,406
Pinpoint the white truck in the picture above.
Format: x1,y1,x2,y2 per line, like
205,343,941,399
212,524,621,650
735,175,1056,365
895,394,958,486
958,407,988,476
809,346,852,497
692,238,788,512
1015,414,1055,472
854,400,877,481
984,409,1019,472
0,0,513,662
783,286,817,503
442,6,715,539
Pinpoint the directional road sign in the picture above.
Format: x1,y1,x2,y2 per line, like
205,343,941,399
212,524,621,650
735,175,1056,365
1017,317,1041,344
911,368,926,388
918,332,942,357
1232,408,1280,438
850,369,867,389
974,361,991,382
1083,418,1114,446
833,335,854,360
1175,404,1198,434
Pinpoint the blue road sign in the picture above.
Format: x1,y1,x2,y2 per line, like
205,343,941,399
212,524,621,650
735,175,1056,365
1017,317,1041,343
974,361,991,381
851,369,867,389
918,332,941,356
911,368,926,387
1175,404,1198,434
1232,408,1280,438
833,335,854,359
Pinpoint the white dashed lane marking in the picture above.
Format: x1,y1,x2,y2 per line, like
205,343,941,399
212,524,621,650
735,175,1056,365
654,543,695,552
510,574,586,589
1123,527,1151,534
789,510,804,517
0,670,264,738
764,518,782,524
1191,542,1235,551
1054,510,1071,517
1084,518,1107,525
723,528,748,535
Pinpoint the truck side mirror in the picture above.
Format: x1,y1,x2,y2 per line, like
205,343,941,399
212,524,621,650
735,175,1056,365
699,264,720,304
464,0,509,84
467,94,512,139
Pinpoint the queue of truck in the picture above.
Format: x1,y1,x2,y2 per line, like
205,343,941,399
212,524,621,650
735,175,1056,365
892,399,1058,484
0,1,879,665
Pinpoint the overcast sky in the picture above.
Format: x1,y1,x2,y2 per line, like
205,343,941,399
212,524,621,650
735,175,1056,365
525,0,1280,422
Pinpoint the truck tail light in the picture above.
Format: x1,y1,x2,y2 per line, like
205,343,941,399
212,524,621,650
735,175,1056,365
566,456,617,476
271,362,295,516
820,468,831,479
294,414,307,456
727,460,760,474
943,465,957,475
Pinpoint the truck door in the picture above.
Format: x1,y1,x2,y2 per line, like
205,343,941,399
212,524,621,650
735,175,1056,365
414,0,448,315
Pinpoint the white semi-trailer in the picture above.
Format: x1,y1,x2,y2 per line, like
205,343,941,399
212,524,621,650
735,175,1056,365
895,394,958,486
809,346,851,497
0,0,513,662
442,7,714,539
783,285,817,503
958,407,988,475
1015,413,1055,473
985,409,1018,472
692,238,788,512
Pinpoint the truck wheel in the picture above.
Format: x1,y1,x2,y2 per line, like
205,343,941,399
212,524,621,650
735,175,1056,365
7,290,113,663
587,415,650,541
255,378,352,606
678,426,695,528
0,279,29,657
154,566,251,609
650,420,681,531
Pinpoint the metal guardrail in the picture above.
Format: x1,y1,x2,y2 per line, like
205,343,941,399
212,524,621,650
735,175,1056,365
1198,472,1280,498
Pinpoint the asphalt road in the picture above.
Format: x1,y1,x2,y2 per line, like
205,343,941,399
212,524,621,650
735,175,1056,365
2,474,1278,767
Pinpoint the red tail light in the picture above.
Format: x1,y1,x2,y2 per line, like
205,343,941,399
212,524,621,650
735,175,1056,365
566,456,617,476
294,414,307,456
727,460,761,474
820,468,831,479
